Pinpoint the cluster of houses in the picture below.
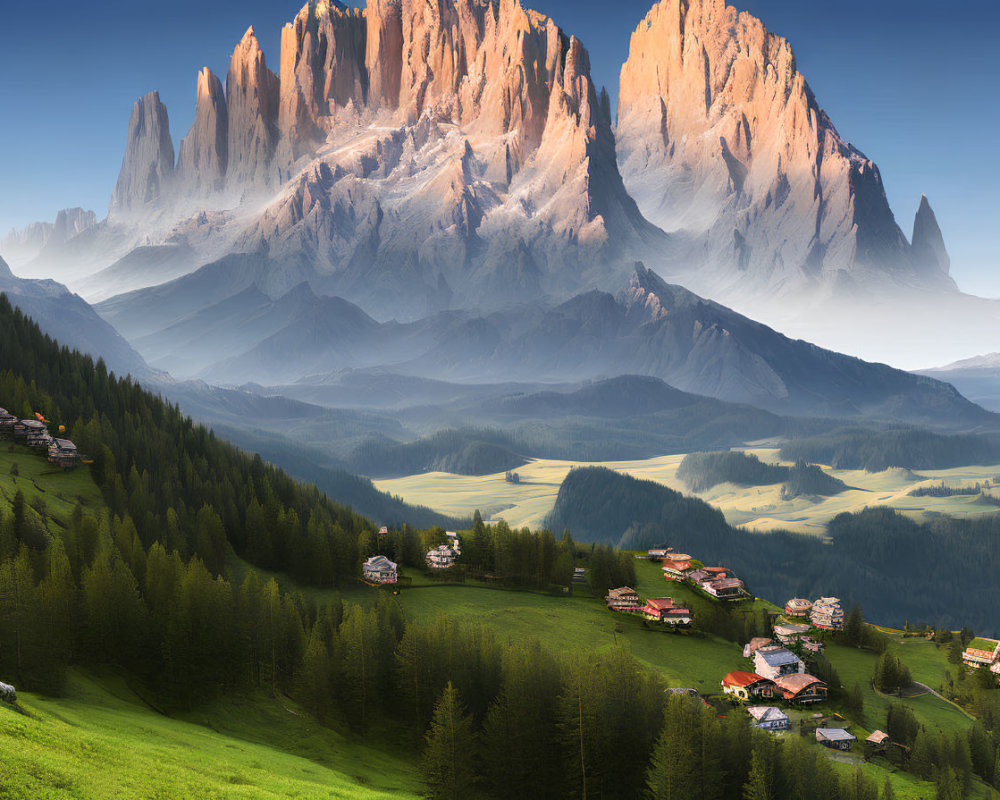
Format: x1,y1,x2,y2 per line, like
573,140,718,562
605,586,693,626
962,636,1000,682
650,549,749,601
0,407,81,469
362,554,398,585
784,597,845,631
425,532,461,570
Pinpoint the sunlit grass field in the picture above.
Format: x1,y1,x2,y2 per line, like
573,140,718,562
374,448,1000,534
0,670,421,800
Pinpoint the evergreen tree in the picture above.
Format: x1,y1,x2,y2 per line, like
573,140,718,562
422,682,477,800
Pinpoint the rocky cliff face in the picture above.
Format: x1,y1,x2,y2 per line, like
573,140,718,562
108,91,175,217
177,68,229,194
226,27,280,188
617,0,952,296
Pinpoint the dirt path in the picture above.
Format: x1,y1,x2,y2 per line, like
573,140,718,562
911,682,976,720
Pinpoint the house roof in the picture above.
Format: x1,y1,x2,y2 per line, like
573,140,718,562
785,598,812,609
665,553,692,562
51,438,76,449
364,555,397,570
747,706,787,722
817,728,856,742
774,623,810,636
607,586,637,598
867,731,890,744
723,671,772,688
645,598,675,610
756,648,800,667
665,607,691,615
746,637,773,651
774,674,825,693
705,578,744,590
967,637,1000,652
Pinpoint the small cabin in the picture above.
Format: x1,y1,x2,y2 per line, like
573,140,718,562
784,598,813,618
362,555,398,585
748,706,789,731
816,728,856,751
643,597,691,625
48,438,79,468
605,587,642,613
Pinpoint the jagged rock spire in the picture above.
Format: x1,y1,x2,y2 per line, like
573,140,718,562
109,91,175,217
177,67,229,193
226,27,280,188
911,194,950,277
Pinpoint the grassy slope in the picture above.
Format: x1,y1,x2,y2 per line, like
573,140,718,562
0,670,420,800
0,442,103,524
0,449,419,800
374,448,1000,534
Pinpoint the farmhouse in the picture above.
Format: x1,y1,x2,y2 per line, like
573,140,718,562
811,597,844,630
21,419,52,448
816,728,855,750
605,587,642,613
743,637,774,658
785,598,813,618
722,671,777,701
963,637,1000,669
362,555,398,584
747,706,789,731
642,597,692,625
775,674,828,704
753,647,804,680
426,545,458,569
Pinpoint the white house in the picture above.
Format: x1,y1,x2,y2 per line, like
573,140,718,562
426,545,458,569
747,706,789,731
362,555,398,584
753,646,805,680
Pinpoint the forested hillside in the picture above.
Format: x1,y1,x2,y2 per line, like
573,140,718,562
548,467,1000,634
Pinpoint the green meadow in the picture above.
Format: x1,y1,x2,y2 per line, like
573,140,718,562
373,448,1000,534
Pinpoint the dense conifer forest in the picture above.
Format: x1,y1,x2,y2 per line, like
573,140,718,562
549,467,1000,634
678,451,847,497
2,296,1000,799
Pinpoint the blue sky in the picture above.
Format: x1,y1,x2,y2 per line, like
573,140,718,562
1,0,996,295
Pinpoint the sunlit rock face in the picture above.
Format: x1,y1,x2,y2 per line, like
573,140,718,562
108,91,175,218
226,27,280,189
177,68,229,195
616,0,953,296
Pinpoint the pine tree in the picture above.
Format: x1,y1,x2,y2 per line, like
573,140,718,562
422,682,477,800
743,744,774,800
882,776,897,800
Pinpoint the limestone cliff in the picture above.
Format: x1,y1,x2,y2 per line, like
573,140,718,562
226,27,280,188
108,91,175,217
177,68,229,193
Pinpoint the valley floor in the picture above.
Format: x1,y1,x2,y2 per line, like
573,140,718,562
374,448,1000,534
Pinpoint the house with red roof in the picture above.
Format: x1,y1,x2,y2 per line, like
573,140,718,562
721,671,777,702
774,674,828,704
643,597,692,626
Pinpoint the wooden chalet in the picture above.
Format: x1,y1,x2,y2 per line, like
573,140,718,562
47,438,79,469
743,637,774,658
605,587,642,613
816,728,855,751
747,706,789,731
0,409,16,431
784,598,813,618
962,637,1000,669
721,671,777,702
810,597,844,630
362,555,398,585
774,674,828,704
701,577,746,600
753,646,804,680
642,597,692,625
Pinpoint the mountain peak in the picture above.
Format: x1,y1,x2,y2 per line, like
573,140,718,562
108,91,175,218
911,194,950,277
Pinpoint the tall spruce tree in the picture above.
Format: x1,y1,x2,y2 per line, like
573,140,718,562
422,682,477,800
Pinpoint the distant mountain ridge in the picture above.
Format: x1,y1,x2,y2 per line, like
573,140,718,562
100,261,995,428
